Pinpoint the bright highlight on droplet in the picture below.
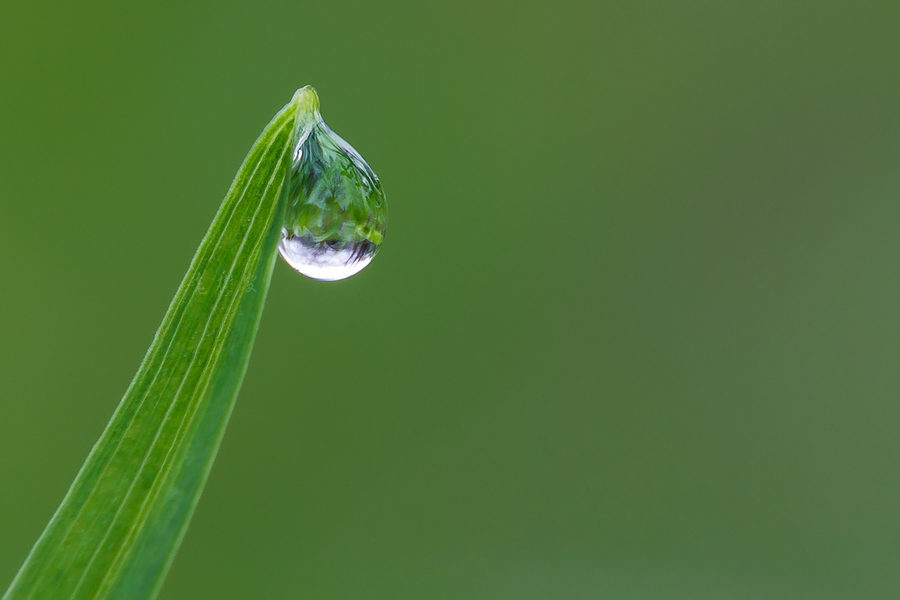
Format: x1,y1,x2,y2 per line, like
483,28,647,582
278,86,387,282
278,235,376,282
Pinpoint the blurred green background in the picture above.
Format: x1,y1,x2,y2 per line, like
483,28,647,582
2,1,900,598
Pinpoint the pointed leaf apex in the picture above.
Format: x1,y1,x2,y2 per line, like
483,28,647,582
293,85,321,118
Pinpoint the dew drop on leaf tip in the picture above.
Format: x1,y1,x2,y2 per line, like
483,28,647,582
278,87,388,282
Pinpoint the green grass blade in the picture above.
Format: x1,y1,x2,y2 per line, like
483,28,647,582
4,90,309,600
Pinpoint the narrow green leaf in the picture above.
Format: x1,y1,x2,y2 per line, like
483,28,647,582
4,88,316,600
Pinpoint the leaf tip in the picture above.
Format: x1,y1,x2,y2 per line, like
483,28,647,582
292,85,321,119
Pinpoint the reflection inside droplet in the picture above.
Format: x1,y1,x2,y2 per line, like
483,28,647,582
277,90,387,282
278,233,377,282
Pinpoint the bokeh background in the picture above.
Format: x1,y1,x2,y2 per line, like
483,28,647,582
2,1,900,598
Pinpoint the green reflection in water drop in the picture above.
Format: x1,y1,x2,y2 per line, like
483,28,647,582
279,87,388,281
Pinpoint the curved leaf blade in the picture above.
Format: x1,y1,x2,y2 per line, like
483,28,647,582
4,90,307,600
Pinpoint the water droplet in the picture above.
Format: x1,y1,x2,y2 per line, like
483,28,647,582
279,87,387,281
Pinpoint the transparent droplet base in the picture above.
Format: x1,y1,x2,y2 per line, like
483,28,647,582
278,233,378,282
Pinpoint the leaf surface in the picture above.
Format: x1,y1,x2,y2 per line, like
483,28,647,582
4,90,307,600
